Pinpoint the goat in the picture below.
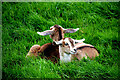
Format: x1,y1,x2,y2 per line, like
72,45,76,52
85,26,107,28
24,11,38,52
55,38,99,63
26,25,79,63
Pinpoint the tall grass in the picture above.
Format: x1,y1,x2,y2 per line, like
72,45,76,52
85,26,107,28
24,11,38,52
2,2,119,79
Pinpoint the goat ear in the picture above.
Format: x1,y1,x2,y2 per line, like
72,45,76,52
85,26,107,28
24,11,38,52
63,28,79,33
37,30,54,36
75,38,85,43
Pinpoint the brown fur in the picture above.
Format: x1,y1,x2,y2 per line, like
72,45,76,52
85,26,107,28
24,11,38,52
68,37,74,47
50,25,64,41
26,45,41,57
71,46,99,61
26,43,60,63
39,43,59,63
62,41,65,47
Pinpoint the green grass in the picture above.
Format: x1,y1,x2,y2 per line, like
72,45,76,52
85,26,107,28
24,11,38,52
2,2,119,79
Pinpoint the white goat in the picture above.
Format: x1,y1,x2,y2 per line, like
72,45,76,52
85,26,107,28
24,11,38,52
55,38,99,63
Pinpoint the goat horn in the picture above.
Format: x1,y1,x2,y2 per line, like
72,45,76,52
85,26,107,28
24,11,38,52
75,38,85,43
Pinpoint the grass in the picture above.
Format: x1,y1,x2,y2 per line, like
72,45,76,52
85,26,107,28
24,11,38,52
2,2,119,79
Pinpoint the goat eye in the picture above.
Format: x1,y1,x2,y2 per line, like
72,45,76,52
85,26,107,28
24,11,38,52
75,42,78,44
59,43,62,45
65,43,68,45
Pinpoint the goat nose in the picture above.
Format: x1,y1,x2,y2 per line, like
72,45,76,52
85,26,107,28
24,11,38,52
74,49,77,52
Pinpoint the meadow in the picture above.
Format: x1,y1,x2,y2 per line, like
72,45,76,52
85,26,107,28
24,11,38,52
2,2,119,79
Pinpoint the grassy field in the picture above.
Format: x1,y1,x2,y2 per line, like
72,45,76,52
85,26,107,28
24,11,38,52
2,2,119,79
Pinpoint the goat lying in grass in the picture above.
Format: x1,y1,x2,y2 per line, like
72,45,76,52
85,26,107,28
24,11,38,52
26,25,79,63
55,38,99,63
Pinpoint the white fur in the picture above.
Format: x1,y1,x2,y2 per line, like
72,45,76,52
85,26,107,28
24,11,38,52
59,46,71,63
60,53,71,63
